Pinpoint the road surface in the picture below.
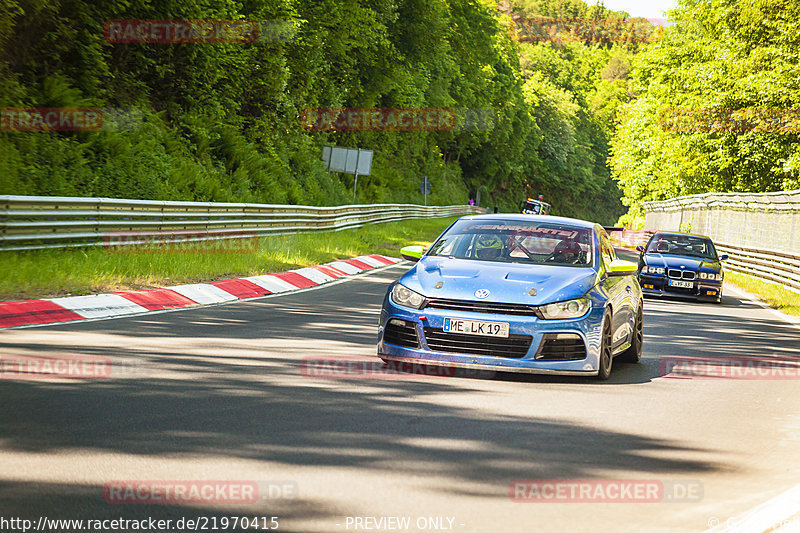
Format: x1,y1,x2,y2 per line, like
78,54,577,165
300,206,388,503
1,264,799,532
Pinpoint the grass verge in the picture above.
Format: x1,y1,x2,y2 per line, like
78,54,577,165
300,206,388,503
725,271,800,317
0,217,458,301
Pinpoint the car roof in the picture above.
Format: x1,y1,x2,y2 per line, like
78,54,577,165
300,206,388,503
652,231,713,241
460,213,598,229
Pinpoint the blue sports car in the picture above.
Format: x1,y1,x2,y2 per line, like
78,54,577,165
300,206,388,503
377,214,643,380
637,232,728,303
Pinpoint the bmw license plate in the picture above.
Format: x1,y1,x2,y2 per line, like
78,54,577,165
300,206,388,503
443,317,509,338
668,279,694,289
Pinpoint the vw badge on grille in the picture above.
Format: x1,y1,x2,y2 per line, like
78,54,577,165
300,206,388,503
474,289,490,299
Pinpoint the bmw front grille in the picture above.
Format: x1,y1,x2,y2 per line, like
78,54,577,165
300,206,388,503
668,269,696,280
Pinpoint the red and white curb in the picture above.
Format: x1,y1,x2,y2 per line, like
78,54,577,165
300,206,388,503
0,255,401,329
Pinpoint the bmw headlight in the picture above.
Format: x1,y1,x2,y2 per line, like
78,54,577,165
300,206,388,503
700,272,723,281
643,266,665,275
392,283,426,309
538,298,591,320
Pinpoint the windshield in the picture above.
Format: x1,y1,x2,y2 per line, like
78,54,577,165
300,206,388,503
428,219,593,266
646,234,718,260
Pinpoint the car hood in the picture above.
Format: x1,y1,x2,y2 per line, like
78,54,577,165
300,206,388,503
644,253,721,271
399,257,599,306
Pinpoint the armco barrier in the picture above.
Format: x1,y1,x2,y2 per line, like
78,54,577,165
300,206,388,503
0,196,485,251
642,191,800,291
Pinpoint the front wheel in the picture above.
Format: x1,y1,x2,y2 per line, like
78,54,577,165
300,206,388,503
618,303,643,363
596,310,614,380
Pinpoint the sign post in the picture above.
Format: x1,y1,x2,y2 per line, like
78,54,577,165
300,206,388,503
322,146,373,203
420,176,431,206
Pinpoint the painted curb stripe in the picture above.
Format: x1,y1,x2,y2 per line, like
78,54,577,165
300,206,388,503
354,255,387,268
243,275,296,293
327,261,364,275
367,254,399,265
0,255,400,328
208,278,271,299
292,267,336,285
314,265,348,279
344,258,375,270
0,300,84,327
271,271,318,289
167,283,239,305
49,294,149,319
113,289,198,311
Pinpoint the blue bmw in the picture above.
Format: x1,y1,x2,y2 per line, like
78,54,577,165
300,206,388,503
637,232,728,303
377,214,643,380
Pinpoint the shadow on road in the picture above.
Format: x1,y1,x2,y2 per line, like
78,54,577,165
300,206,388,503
3,267,795,524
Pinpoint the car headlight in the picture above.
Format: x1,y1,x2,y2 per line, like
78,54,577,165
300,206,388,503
700,272,722,281
538,298,591,320
391,283,427,309
643,266,665,275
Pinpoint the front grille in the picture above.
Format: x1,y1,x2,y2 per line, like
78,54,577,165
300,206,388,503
425,298,539,317
535,333,586,360
668,269,696,280
423,327,532,358
383,319,419,348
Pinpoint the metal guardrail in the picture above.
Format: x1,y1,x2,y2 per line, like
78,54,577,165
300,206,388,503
0,196,486,251
642,190,800,254
715,243,800,291
642,190,800,291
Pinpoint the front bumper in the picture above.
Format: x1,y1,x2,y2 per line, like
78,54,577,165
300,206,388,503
377,292,605,375
639,274,722,300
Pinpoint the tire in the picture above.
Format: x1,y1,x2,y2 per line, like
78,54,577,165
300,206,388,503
618,303,643,363
596,309,614,380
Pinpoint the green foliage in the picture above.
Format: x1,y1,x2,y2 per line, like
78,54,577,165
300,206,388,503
0,0,634,224
610,0,800,224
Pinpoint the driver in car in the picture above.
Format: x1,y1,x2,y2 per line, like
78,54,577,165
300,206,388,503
550,239,582,264
475,234,504,260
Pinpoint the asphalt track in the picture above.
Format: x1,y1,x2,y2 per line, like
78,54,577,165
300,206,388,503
1,262,799,532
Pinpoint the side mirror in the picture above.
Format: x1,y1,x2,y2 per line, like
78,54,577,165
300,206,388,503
636,245,644,253
400,245,424,263
719,254,728,261
608,259,638,277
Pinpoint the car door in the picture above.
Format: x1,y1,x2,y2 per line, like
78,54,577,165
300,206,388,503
598,231,634,351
